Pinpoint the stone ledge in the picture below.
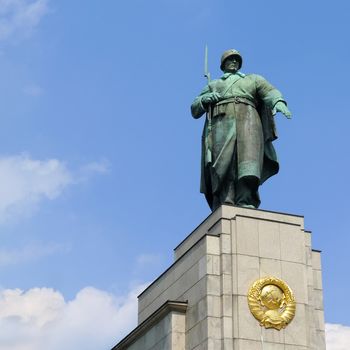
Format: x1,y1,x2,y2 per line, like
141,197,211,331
111,300,188,350
174,205,304,261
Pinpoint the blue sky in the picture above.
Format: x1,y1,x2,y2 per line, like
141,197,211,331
0,0,349,349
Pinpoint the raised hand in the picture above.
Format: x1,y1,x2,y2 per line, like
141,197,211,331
273,101,292,119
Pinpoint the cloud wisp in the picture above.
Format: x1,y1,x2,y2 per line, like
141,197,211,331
23,83,43,96
0,0,49,42
0,242,69,267
0,284,146,350
0,154,109,223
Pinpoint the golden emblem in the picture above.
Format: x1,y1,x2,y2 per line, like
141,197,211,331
247,277,296,330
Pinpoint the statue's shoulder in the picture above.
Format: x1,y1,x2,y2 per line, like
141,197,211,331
244,73,258,78
207,78,222,90
245,73,267,81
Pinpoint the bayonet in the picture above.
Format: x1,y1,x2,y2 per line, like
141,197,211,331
204,44,211,83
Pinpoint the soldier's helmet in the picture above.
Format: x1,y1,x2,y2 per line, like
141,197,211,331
220,49,243,71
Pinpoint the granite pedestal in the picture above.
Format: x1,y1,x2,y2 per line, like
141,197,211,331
112,205,326,350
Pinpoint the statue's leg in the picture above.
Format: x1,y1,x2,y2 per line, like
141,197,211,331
235,175,260,208
235,103,263,208
210,107,237,211
211,154,236,211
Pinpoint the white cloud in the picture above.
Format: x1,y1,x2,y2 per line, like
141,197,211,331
0,284,146,350
0,154,72,221
78,158,110,182
0,242,69,266
0,154,109,223
0,0,49,42
326,323,350,350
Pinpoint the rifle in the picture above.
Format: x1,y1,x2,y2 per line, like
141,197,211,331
204,45,212,164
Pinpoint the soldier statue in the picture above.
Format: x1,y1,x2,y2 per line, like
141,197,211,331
191,49,291,211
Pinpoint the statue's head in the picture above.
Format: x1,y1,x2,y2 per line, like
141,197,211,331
220,49,243,73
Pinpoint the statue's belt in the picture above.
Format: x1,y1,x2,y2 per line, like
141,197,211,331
212,96,256,116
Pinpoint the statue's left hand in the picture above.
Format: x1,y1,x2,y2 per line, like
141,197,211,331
273,101,292,119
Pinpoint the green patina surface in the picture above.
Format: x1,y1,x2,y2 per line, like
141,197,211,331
191,50,291,211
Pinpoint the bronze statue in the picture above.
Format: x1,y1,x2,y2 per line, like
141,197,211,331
191,49,291,211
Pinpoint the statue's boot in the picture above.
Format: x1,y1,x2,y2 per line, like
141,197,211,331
235,176,261,208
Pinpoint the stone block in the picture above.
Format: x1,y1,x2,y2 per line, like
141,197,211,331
186,296,211,330
153,335,172,350
314,330,326,349
186,303,200,331
171,312,186,333
207,275,221,296
206,235,220,255
258,220,281,260
314,309,325,331
232,295,239,338
312,251,322,270
231,219,238,253
206,337,222,350
144,325,157,349
261,326,285,344
237,295,261,341
313,289,324,310
305,246,312,267
236,216,259,256
207,316,222,339
237,254,259,295
182,277,207,305
207,295,221,318
222,338,233,350
233,339,261,350
280,224,305,264
313,269,323,290
199,254,220,279
222,316,233,339
281,261,308,304
260,342,286,350
128,336,145,350
220,233,231,254
187,319,207,349
171,332,185,350
208,218,231,235
222,294,232,317
221,254,232,275
284,303,307,346
221,274,232,295
304,231,311,247
259,258,282,279
231,254,238,294
191,342,206,350
307,266,313,286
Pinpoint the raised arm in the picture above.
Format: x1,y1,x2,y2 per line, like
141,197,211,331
255,75,292,119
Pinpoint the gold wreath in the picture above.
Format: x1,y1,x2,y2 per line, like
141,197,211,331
247,277,296,330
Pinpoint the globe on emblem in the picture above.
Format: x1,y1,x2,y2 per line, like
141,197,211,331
260,284,285,310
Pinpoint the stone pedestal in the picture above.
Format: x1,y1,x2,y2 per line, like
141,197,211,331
112,205,326,350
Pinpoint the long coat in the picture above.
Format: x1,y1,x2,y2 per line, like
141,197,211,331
191,72,286,209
